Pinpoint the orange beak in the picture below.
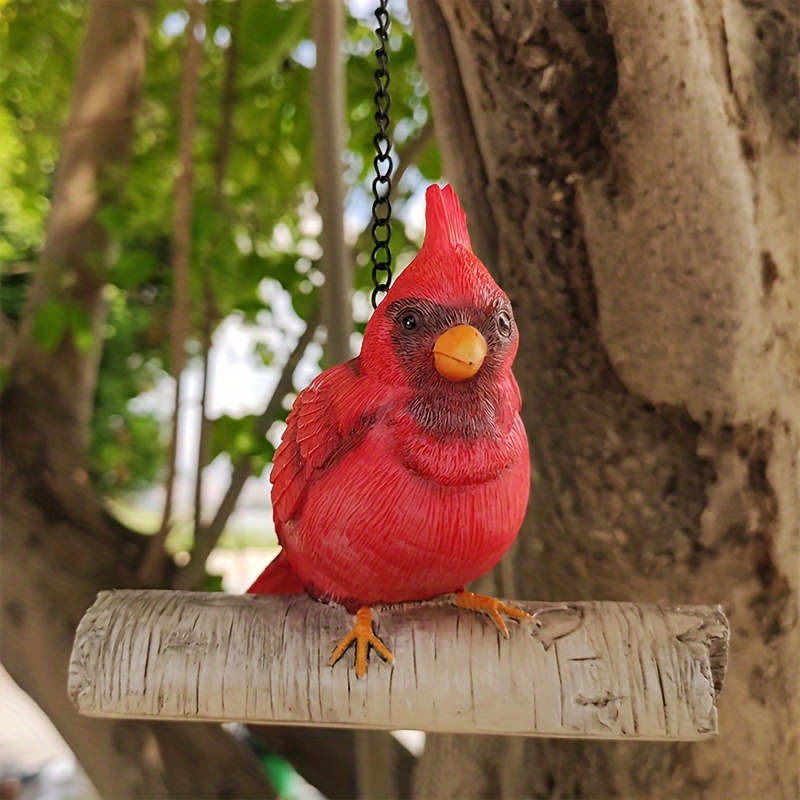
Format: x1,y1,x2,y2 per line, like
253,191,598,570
433,325,487,381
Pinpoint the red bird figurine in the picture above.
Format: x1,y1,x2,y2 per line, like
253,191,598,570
249,184,530,677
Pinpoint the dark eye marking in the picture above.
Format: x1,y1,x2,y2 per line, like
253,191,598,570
496,309,513,337
396,308,422,332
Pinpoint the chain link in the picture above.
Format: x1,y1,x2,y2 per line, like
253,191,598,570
370,0,393,309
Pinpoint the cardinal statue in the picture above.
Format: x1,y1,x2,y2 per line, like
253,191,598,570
248,184,530,677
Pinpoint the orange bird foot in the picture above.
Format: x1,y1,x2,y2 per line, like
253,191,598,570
453,590,533,638
330,607,394,679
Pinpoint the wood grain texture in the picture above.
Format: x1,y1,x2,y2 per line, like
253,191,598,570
69,590,727,741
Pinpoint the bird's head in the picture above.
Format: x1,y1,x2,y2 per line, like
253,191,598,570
361,184,518,389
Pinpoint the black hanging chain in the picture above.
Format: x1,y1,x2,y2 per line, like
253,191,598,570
370,0,393,309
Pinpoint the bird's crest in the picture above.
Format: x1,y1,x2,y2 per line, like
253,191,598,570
369,182,495,309
421,184,472,255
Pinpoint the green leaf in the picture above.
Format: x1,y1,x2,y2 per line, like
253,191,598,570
238,2,310,89
112,250,159,289
210,413,276,464
253,341,274,366
200,572,225,593
96,205,129,239
32,300,69,350
417,139,443,180
68,304,95,353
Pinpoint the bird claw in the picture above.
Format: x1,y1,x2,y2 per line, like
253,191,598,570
453,591,533,638
330,607,394,679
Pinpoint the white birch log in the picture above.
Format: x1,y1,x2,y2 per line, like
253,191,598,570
69,590,728,741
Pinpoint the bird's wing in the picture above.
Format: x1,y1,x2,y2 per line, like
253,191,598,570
270,359,380,533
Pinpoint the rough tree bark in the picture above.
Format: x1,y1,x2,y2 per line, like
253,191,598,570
0,3,272,797
409,1,798,798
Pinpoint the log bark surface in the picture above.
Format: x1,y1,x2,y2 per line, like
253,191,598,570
70,590,727,741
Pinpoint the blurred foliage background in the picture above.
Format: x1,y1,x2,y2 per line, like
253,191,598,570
1,0,441,555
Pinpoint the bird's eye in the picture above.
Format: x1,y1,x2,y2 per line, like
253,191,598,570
496,310,513,337
399,310,420,332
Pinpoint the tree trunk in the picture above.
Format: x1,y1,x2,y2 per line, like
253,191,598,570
0,2,272,797
409,1,799,798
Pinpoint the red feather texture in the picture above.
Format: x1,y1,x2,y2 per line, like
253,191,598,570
249,184,530,612
423,183,472,252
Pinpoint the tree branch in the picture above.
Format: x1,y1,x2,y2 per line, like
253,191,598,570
392,117,434,190
351,117,435,268
0,311,17,370
193,0,242,542
312,0,351,367
8,0,153,470
71,591,728,740
194,328,212,534
138,0,204,587
406,0,498,268
211,0,242,202
172,307,320,590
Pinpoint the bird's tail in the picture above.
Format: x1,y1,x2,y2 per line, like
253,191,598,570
247,550,306,595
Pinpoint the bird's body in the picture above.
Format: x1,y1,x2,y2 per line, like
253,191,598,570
249,184,531,674
262,357,529,610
